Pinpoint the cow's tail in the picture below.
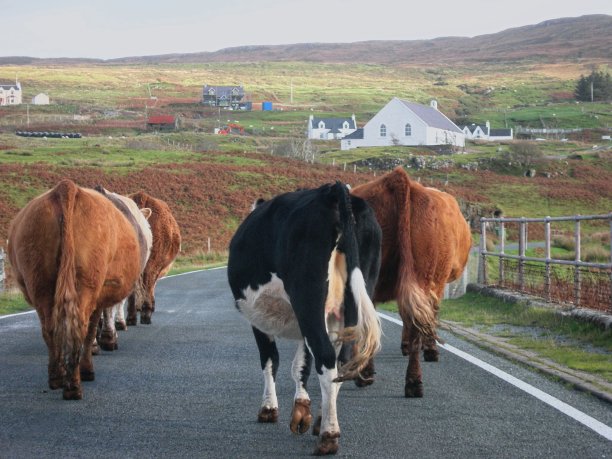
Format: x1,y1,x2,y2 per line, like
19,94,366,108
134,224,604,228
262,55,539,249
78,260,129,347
394,172,438,342
51,179,83,378
332,182,381,379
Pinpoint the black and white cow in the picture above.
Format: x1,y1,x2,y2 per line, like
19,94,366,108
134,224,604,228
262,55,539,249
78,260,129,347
228,181,382,456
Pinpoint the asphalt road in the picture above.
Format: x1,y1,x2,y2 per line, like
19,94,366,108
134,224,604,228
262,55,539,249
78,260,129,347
1,268,610,458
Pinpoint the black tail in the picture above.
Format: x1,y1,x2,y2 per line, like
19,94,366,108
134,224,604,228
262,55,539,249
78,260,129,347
331,181,381,379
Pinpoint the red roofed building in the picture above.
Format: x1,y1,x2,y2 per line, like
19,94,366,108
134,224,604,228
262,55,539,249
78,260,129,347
147,115,178,131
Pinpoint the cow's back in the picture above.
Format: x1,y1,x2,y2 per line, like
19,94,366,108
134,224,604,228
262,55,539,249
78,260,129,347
352,166,471,303
8,183,142,311
130,191,181,279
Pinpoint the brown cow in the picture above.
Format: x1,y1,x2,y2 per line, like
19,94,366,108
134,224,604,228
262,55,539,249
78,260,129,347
7,179,152,400
124,191,181,326
351,167,471,397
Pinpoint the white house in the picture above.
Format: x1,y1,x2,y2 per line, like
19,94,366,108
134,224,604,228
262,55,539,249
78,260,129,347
341,98,465,150
31,93,50,105
461,121,513,141
0,80,22,106
308,114,357,140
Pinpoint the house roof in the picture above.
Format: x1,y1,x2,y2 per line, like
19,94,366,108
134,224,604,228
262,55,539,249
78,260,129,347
0,83,20,90
147,115,175,124
460,124,488,134
489,128,512,137
311,117,356,133
397,98,462,133
203,85,244,98
343,128,364,140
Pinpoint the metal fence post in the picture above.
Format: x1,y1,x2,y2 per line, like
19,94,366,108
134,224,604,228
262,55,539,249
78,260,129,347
574,218,581,306
544,217,551,302
479,218,488,285
518,219,526,291
0,248,5,293
498,221,505,287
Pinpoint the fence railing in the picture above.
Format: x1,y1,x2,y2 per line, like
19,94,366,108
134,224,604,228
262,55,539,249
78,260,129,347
478,213,612,312
0,248,5,293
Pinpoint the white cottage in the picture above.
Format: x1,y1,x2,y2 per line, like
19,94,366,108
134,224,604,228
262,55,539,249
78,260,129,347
307,114,357,140
0,80,22,106
461,121,513,141
31,93,50,105
341,98,464,150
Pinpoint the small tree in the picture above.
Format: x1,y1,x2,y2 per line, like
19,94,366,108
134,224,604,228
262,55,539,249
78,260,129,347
574,69,612,102
502,142,543,168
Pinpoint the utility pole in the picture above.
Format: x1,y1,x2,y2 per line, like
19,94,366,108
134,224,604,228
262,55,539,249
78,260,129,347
590,79,594,102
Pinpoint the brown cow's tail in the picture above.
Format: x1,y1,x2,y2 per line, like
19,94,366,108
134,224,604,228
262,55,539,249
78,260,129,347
394,171,438,341
51,180,83,377
333,182,381,379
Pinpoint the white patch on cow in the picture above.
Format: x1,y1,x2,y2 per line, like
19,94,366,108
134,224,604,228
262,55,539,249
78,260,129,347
291,341,310,401
262,358,278,410
318,366,341,435
104,190,153,263
114,299,126,325
237,273,301,340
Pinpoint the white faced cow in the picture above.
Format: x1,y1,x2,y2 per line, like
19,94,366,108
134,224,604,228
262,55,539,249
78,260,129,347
228,182,382,455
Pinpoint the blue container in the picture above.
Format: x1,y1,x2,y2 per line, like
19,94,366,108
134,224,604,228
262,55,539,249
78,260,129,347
262,101,273,111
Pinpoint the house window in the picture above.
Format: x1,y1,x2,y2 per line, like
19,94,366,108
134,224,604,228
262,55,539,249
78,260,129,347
380,124,387,137
208,88,215,95
405,123,412,136
320,133,325,139
343,121,349,129
318,121,325,129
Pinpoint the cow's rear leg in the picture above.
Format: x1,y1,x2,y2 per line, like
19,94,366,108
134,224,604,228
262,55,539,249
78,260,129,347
354,357,375,387
253,327,280,423
114,300,127,331
290,340,313,434
422,335,439,362
402,321,423,398
36,306,63,390
99,305,119,351
140,299,154,325
304,321,341,455
126,293,138,326
79,308,102,384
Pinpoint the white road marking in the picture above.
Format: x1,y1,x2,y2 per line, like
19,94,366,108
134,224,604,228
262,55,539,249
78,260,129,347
377,311,612,442
0,310,34,320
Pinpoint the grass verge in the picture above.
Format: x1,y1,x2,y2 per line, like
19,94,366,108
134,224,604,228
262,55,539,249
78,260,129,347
0,291,31,316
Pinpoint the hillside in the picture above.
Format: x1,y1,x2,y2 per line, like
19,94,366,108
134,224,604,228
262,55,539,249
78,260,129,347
1,15,610,65
1,136,611,256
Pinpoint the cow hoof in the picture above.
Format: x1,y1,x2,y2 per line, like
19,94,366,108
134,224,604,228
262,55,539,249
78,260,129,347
62,385,82,400
423,349,439,362
404,381,423,398
126,317,137,326
314,432,340,456
140,316,152,325
354,377,374,388
257,407,278,423
290,399,312,434
100,341,118,351
312,416,322,436
115,320,127,331
80,369,95,382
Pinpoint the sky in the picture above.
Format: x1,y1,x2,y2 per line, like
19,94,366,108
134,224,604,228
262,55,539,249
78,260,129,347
2,0,611,59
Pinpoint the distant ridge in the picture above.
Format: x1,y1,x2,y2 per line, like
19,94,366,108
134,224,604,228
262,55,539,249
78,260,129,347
1,15,610,65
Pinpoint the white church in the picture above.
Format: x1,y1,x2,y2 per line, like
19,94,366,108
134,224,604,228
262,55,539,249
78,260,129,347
341,98,465,150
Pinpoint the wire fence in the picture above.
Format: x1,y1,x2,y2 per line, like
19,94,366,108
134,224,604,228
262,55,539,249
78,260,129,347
478,214,612,313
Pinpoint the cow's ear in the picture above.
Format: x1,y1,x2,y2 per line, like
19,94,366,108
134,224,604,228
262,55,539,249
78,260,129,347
140,208,152,220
